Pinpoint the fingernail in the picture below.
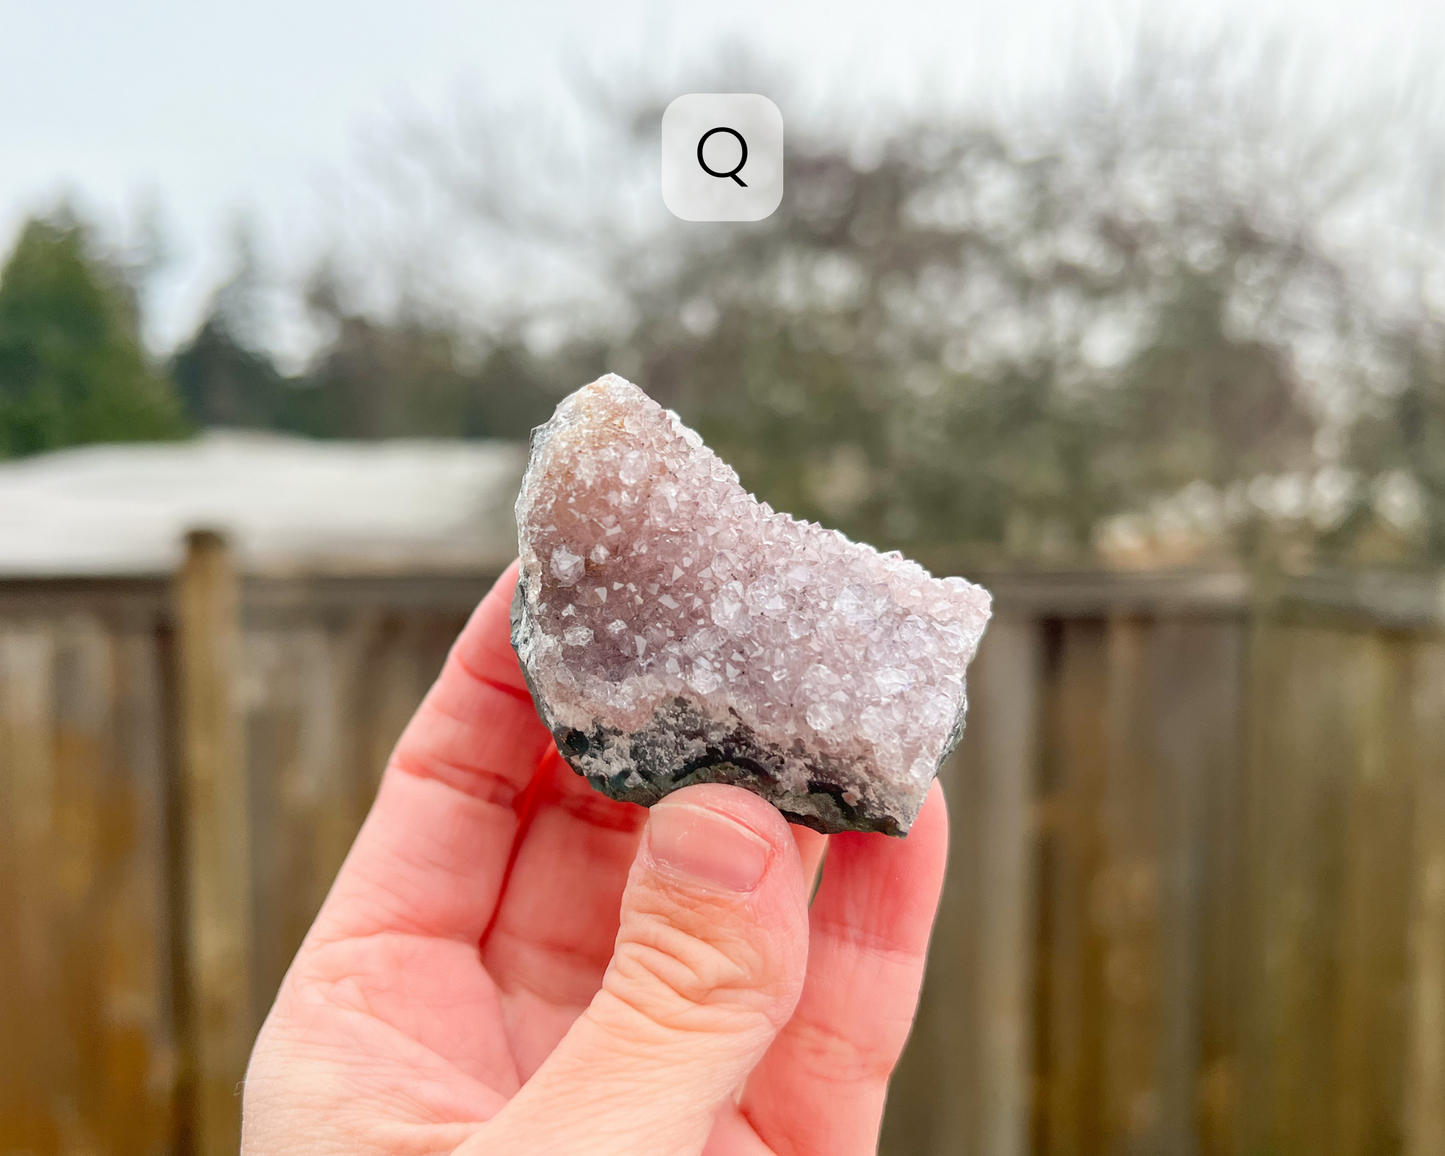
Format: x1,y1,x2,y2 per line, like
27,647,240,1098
646,803,770,893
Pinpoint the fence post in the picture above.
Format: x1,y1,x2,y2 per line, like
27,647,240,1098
175,529,252,1156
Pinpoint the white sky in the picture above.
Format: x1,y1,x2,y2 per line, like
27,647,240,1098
2,0,1443,356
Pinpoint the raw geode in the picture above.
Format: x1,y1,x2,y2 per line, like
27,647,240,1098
511,374,991,835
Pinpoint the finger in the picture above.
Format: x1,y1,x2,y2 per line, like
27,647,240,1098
481,797,830,1083
482,752,647,1078
485,780,826,1081
309,560,555,947
741,781,950,1156
472,784,811,1156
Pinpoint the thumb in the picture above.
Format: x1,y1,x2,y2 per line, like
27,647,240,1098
479,783,811,1156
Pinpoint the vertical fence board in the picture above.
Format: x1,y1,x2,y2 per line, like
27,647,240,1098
246,621,376,1008
55,620,122,1154
1330,632,1415,1156
879,745,970,1156
1242,625,1370,1156
1405,640,1445,1156
1152,620,1247,1156
355,613,460,800
0,600,176,1156
108,624,180,1156
1098,617,1164,1155
882,613,1041,1156
0,626,60,1154
969,615,1043,1156
1037,619,1110,1156
245,607,467,1013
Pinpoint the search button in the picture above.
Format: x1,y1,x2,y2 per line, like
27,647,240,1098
697,127,748,187
662,94,783,222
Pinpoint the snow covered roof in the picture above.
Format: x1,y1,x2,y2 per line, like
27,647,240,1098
0,432,527,577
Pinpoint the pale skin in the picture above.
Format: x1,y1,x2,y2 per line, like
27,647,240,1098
243,561,950,1156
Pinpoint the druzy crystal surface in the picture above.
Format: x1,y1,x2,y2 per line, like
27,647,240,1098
511,374,991,835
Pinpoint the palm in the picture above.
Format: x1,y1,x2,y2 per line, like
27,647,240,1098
244,564,949,1156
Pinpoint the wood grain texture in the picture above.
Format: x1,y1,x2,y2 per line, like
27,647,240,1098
881,613,1041,1156
1240,623,1396,1156
1154,621,1247,1156
1097,616,1163,1155
175,531,252,1156
1330,632,1414,1156
0,596,176,1156
1036,619,1110,1156
1404,640,1445,1156
969,615,1043,1156
245,607,466,1006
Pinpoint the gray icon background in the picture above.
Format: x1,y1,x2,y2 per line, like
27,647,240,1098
661,94,784,222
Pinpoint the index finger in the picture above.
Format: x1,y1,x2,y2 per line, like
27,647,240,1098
310,560,557,947
738,782,950,1156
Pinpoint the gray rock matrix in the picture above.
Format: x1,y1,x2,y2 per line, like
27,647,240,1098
511,375,991,835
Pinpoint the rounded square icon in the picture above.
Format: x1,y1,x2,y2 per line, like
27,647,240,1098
662,94,783,222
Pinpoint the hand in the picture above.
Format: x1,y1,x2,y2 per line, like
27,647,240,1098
242,561,949,1156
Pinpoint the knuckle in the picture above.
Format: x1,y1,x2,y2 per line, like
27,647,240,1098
604,901,778,1035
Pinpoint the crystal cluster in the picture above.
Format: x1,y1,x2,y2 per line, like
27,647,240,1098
511,374,992,835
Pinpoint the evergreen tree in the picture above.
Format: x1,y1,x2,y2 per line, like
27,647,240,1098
0,214,186,457
170,231,297,431
171,315,293,429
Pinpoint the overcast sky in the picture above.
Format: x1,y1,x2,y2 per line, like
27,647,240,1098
2,0,1442,355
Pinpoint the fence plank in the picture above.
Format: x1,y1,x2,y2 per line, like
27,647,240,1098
1330,632,1415,1156
1404,639,1445,1156
175,530,252,1156
108,624,180,1156
356,613,462,797
881,613,1042,1156
1154,620,1248,1156
0,626,61,1153
968,615,1042,1156
246,620,375,1008
1098,616,1165,1154
1241,624,1375,1156
1037,619,1110,1156
54,620,124,1154
245,607,467,1011
0,607,177,1156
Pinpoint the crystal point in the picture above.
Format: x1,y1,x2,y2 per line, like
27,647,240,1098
511,374,991,835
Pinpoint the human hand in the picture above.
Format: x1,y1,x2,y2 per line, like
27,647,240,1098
242,561,949,1156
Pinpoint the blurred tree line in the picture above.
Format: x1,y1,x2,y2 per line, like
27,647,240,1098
3,41,1443,570
0,214,185,456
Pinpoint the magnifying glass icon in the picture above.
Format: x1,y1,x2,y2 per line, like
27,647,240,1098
697,126,748,187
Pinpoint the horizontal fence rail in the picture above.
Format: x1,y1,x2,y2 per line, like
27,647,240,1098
1,544,1442,1156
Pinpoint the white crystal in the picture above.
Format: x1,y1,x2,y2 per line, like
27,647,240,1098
874,667,913,697
551,546,585,585
806,701,843,733
689,661,724,696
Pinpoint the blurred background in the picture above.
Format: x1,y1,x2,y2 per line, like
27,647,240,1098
2,1,1444,1154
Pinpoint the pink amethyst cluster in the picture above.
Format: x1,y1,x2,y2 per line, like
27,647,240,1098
511,374,991,835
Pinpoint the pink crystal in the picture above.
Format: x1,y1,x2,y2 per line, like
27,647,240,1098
511,374,991,835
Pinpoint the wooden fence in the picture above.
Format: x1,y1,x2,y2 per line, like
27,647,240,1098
2,542,1442,1156
884,570,1445,1156
0,539,486,1156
